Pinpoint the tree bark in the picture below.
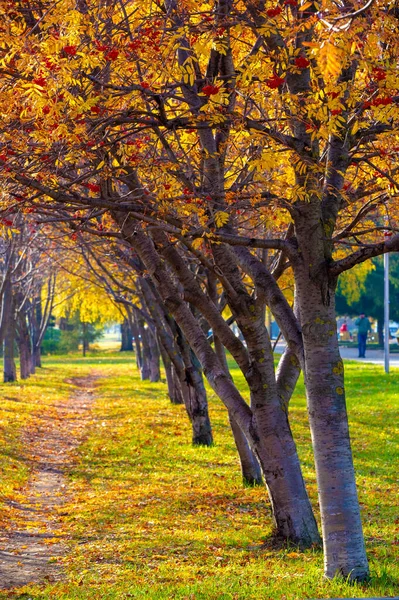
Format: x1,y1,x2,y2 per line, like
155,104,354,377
32,294,43,368
17,313,32,380
2,278,17,383
377,318,383,347
120,318,133,351
214,331,262,486
130,312,143,372
137,319,151,380
82,322,88,357
177,333,213,446
228,412,263,486
4,320,17,383
147,329,161,383
159,341,184,404
18,335,30,380
294,203,369,580
33,346,41,370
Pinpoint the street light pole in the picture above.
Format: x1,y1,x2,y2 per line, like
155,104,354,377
384,250,390,374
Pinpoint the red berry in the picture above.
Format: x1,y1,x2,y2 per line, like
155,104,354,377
105,49,119,61
266,74,285,89
266,7,282,17
63,45,77,56
33,76,46,87
202,84,220,96
295,56,310,69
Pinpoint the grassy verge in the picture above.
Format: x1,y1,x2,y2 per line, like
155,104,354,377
1,353,399,599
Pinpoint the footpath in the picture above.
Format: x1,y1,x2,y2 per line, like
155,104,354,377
0,374,98,591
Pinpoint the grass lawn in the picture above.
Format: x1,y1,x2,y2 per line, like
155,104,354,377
0,352,398,599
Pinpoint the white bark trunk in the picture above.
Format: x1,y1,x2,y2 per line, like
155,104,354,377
296,267,368,580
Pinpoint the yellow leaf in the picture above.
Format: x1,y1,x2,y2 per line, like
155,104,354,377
214,211,229,228
191,238,203,250
318,43,343,81
299,2,313,11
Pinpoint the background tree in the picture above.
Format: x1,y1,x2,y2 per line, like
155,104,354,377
337,255,399,344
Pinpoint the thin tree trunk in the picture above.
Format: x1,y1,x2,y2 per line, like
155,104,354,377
130,312,143,372
179,359,213,446
138,322,151,380
159,341,184,404
18,336,30,380
82,322,87,357
228,413,263,486
214,335,262,486
32,294,43,368
4,322,17,383
148,329,161,382
377,318,383,347
120,318,133,351
176,330,213,446
17,314,32,380
2,279,17,383
33,346,41,369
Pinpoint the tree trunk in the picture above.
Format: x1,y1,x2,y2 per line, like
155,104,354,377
228,413,263,486
296,268,369,580
32,295,43,368
179,360,213,446
17,314,32,380
82,322,88,357
18,336,30,380
33,346,41,369
4,322,17,383
214,334,262,486
176,332,213,446
120,318,133,351
2,279,17,383
148,329,161,383
130,313,143,372
137,320,150,380
159,341,184,404
377,317,384,347
212,243,319,545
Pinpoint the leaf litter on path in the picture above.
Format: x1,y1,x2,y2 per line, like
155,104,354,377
0,373,100,590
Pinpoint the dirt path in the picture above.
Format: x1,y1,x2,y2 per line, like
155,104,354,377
0,373,99,590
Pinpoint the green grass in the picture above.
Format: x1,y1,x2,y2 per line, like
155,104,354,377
0,352,398,599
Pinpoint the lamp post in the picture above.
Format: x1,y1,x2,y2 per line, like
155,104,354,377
384,243,390,374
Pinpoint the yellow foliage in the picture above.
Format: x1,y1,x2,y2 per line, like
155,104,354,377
338,261,375,305
214,211,230,228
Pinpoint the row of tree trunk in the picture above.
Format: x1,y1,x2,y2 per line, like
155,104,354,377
117,281,262,485
0,233,55,383
1,285,51,382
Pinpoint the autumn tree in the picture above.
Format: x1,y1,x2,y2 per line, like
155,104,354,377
3,0,399,581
